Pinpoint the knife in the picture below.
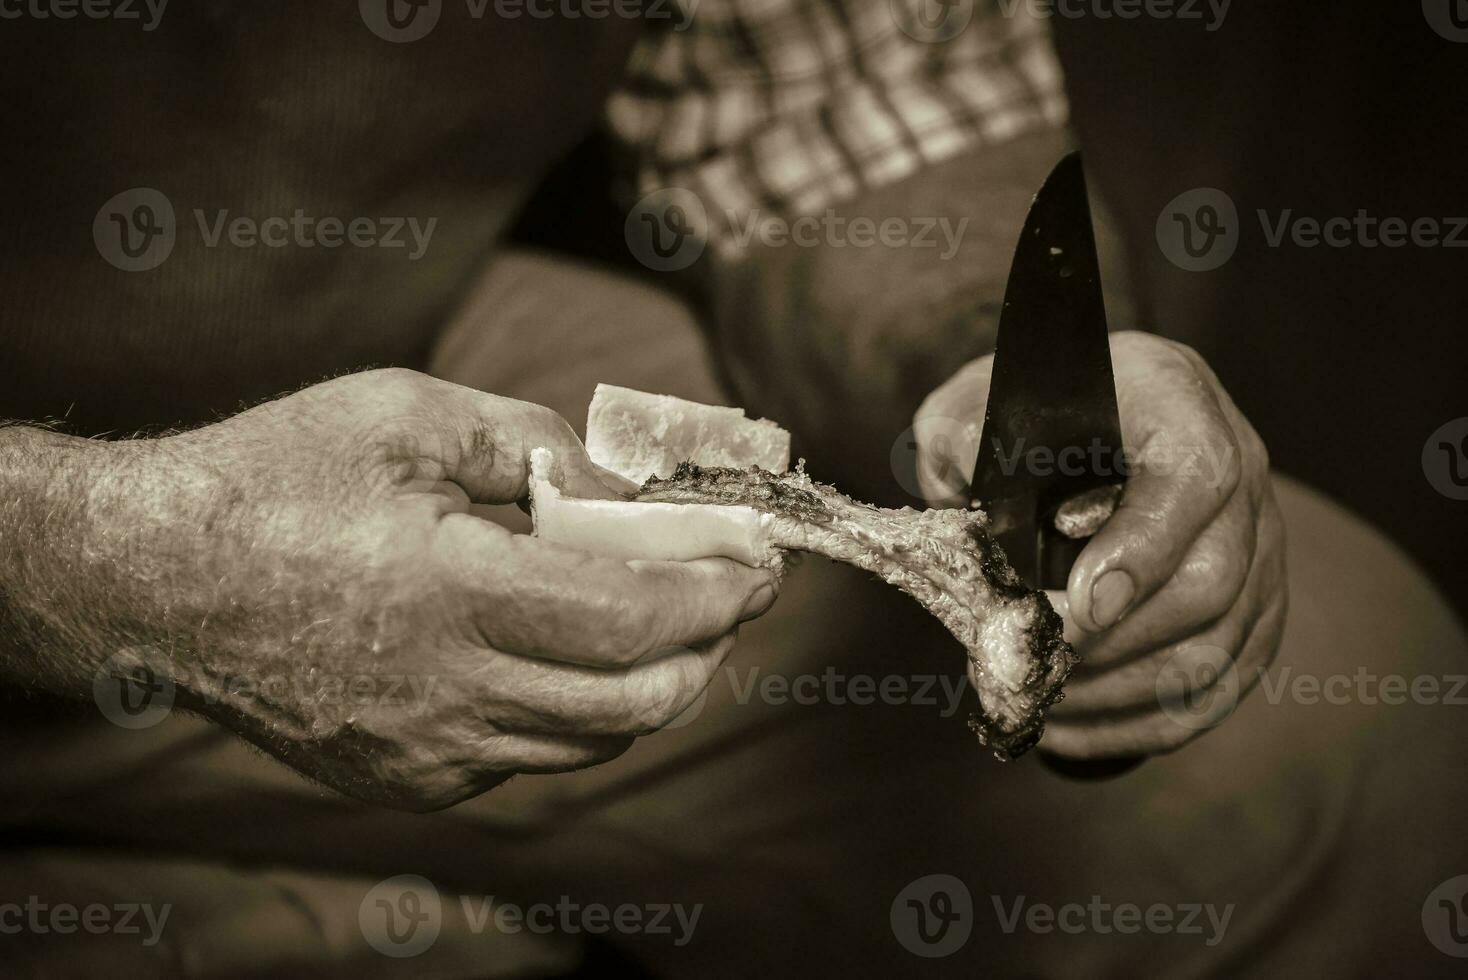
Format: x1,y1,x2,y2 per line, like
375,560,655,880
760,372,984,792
969,151,1143,779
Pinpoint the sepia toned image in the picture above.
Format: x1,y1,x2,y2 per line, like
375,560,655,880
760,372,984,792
1,1,1465,977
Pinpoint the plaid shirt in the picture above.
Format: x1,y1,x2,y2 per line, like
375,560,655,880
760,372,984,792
607,0,1068,257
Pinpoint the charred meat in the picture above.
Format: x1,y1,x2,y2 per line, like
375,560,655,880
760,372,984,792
637,463,1075,759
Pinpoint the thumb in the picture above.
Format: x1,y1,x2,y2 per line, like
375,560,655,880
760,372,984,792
437,383,637,504
1044,589,1084,648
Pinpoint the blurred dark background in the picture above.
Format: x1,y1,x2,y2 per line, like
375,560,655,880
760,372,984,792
515,2,1468,618
1055,1,1468,620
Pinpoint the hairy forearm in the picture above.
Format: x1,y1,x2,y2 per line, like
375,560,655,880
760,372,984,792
700,127,1133,505
0,426,184,695
1,425,115,691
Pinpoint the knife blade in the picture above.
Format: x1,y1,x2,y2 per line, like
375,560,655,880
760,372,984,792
969,150,1142,778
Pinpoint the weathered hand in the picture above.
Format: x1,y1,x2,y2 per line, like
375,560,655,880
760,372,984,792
57,369,778,809
915,331,1286,758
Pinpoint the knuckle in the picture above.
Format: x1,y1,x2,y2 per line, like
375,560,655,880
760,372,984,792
373,365,421,383
1131,330,1187,364
524,401,575,440
1178,548,1249,624
1174,575,1233,636
914,389,952,431
522,401,557,426
917,358,986,426
621,681,682,734
1107,329,1146,362
357,366,425,395
1156,336,1211,380
1165,337,1204,365
1160,339,1222,398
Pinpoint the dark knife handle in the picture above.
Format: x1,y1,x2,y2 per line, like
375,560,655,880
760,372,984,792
1037,488,1147,781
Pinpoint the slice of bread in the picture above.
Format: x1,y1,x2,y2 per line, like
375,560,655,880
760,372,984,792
586,383,790,484
529,447,777,566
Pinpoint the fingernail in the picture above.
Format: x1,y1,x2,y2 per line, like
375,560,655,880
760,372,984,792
1090,570,1136,629
739,582,778,622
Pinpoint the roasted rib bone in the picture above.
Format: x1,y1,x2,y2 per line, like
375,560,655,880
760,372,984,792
636,463,1075,759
